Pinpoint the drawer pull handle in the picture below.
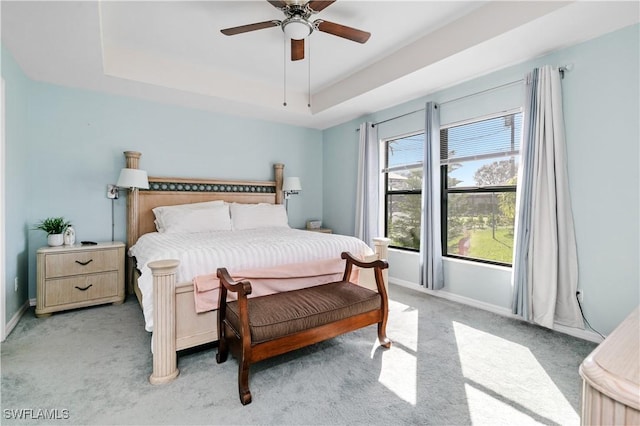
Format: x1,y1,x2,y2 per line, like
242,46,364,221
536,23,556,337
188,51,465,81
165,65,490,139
75,259,93,266
75,284,93,291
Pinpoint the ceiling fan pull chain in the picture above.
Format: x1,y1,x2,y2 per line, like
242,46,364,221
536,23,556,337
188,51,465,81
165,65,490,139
283,33,287,107
308,37,311,108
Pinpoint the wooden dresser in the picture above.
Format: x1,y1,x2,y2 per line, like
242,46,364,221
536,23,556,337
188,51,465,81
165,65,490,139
579,307,640,425
36,242,125,317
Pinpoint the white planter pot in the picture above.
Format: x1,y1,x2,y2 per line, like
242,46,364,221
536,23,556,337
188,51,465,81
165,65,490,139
47,234,64,247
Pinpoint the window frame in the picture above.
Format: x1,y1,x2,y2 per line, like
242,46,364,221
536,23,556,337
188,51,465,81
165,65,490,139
439,109,522,267
382,130,424,252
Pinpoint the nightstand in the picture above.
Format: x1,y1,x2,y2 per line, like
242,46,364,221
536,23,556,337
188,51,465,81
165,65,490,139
305,228,332,234
36,242,125,317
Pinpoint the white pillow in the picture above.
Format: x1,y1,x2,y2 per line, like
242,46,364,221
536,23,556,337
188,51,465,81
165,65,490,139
230,203,289,230
153,200,225,232
161,203,232,234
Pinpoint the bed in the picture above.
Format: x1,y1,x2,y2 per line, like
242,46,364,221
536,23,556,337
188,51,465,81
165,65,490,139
121,151,390,384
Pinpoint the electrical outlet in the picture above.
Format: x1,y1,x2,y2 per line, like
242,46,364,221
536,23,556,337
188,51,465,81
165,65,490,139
577,289,584,302
14,277,18,292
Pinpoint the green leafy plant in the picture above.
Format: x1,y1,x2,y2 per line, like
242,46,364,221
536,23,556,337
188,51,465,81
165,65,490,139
34,217,71,235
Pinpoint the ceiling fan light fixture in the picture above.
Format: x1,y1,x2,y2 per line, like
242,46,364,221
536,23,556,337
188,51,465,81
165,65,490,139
282,17,313,40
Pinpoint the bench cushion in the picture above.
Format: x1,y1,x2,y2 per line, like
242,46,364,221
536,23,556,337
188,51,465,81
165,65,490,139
225,281,381,344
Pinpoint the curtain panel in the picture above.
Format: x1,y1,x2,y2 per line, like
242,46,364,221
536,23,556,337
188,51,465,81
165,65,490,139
420,102,444,290
511,66,583,330
355,122,380,248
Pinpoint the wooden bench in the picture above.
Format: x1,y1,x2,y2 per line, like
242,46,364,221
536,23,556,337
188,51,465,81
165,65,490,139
216,251,391,405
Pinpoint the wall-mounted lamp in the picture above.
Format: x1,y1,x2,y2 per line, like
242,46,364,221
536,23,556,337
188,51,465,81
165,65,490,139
282,176,302,212
116,168,149,190
107,168,149,241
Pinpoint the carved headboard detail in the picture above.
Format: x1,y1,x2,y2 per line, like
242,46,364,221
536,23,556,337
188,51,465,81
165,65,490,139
123,151,284,246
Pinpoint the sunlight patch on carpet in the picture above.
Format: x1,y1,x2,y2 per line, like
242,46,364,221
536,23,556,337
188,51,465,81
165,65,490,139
452,321,579,425
464,382,547,425
375,300,418,405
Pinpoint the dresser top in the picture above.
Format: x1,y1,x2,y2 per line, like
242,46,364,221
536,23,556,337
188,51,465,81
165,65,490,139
580,306,640,410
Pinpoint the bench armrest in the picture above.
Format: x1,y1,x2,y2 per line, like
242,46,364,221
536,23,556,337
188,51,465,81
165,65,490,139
341,251,389,301
217,267,252,297
341,251,388,270
216,268,253,353
216,267,253,324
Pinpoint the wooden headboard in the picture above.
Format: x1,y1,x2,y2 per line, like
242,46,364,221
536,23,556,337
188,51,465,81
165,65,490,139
123,151,284,249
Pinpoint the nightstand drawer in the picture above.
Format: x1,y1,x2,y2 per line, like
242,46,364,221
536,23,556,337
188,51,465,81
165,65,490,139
45,249,119,278
44,272,119,306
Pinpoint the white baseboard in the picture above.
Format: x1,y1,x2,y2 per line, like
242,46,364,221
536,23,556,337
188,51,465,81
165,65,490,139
553,323,603,343
4,299,30,341
389,277,604,344
30,297,36,307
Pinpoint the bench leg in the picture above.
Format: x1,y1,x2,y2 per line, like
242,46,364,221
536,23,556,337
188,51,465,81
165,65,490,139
216,331,229,364
378,321,391,348
238,357,252,405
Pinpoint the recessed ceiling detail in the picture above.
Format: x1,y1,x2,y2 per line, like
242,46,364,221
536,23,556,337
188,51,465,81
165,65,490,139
2,1,638,129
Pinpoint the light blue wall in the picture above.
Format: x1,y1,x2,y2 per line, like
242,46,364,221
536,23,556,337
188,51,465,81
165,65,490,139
556,24,639,335
3,24,639,337
2,48,323,307
322,24,640,335
2,47,30,325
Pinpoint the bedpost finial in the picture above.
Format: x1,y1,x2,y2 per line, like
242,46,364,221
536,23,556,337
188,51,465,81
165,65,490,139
124,151,142,160
124,151,142,170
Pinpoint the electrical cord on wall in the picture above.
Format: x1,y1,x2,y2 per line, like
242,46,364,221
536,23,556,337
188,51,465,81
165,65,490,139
576,291,606,340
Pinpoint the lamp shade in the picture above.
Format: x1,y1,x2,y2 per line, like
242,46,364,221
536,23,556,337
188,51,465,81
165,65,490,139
283,177,302,192
116,168,149,189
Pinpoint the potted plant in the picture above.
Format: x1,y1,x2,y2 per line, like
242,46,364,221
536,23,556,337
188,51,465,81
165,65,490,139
34,217,71,247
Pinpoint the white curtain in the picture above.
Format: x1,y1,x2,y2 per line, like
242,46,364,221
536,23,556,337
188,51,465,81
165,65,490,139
420,102,444,290
355,122,379,247
511,66,583,329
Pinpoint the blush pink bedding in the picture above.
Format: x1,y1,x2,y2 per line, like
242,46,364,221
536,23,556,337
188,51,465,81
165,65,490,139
192,257,360,313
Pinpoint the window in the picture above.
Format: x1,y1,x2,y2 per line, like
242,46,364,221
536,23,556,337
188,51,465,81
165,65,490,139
381,111,522,265
440,112,522,265
383,132,424,250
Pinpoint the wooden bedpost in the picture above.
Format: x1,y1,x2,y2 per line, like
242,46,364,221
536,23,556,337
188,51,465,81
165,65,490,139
360,237,391,292
274,163,284,205
373,237,391,288
124,151,142,249
124,151,142,294
148,259,180,385
373,237,390,260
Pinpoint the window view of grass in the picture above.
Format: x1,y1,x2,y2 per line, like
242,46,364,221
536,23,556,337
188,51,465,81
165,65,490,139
446,191,516,264
447,225,514,264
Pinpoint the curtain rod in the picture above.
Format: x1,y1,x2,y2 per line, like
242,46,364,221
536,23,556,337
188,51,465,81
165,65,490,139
356,65,571,131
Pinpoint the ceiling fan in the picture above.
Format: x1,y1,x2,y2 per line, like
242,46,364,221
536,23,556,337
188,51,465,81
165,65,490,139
220,0,371,61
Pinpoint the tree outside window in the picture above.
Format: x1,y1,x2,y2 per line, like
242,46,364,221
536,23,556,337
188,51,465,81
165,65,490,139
441,112,522,265
382,111,522,266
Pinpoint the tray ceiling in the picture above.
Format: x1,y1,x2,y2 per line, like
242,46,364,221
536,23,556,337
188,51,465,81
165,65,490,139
2,1,638,129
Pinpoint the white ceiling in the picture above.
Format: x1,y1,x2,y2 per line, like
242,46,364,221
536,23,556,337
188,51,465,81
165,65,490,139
2,1,638,129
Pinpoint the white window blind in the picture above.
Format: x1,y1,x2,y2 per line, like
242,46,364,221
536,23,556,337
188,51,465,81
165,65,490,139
441,113,522,166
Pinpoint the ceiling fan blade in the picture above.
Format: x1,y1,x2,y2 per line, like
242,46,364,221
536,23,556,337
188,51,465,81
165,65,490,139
267,0,287,9
315,20,371,43
307,1,336,13
291,39,304,61
220,20,280,36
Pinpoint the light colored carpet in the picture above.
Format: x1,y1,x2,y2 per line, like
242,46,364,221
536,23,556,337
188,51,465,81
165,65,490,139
1,284,596,425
